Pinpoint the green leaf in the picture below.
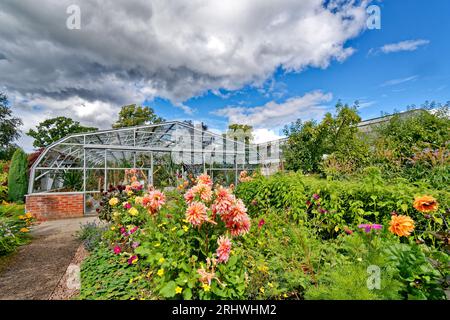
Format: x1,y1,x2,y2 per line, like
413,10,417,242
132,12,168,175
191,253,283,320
183,288,192,300
227,255,238,267
159,281,178,298
400,203,408,213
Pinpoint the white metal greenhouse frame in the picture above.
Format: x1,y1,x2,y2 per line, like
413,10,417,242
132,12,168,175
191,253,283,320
28,121,284,214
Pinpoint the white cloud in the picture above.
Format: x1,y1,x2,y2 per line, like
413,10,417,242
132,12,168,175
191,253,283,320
0,0,369,150
213,90,332,128
381,75,418,87
380,39,430,54
253,128,284,144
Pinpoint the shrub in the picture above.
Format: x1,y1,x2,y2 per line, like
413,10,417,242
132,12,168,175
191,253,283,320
7,149,28,202
76,221,108,251
235,172,450,244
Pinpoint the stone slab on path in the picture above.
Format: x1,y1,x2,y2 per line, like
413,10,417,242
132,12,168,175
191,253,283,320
0,216,98,300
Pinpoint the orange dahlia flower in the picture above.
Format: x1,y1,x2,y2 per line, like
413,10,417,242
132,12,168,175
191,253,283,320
413,195,438,213
389,215,415,237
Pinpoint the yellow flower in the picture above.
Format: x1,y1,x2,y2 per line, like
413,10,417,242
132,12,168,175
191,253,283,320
258,265,269,273
25,212,33,219
128,207,139,216
154,243,161,247
182,225,189,232
109,197,119,206
134,196,143,205
127,191,133,196
111,226,116,231
202,284,211,292
268,282,273,288
158,257,165,264
175,286,183,294
259,287,265,294
171,227,177,232
113,211,120,217
283,293,288,298
20,228,29,233
157,268,164,277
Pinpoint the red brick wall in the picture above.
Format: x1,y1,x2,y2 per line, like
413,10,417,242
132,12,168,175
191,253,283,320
26,193,84,220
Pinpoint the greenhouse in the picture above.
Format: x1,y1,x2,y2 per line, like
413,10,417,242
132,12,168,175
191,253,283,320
26,121,284,218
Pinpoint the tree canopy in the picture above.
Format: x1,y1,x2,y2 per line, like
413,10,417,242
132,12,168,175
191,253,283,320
0,93,22,160
282,101,367,173
112,104,164,129
27,116,98,148
227,124,254,144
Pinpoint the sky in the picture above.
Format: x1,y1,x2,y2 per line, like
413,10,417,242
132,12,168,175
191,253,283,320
0,0,449,151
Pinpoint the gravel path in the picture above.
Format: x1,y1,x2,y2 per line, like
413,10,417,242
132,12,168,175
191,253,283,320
0,216,98,300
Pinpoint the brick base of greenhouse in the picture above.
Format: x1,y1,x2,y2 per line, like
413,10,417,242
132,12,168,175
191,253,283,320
25,193,84,220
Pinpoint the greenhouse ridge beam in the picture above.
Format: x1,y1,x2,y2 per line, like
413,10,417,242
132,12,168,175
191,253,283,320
83,144,246,154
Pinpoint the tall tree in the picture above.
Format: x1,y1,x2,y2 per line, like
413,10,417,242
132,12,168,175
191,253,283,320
112,104,164,128
0,92,23,160
27,116,98,148
283,101,367,173
8,148,28,202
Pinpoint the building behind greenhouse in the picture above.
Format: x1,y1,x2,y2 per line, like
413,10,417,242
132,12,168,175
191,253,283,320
26,121,284,220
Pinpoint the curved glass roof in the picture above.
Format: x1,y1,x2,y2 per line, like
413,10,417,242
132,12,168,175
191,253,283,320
29,121,283,194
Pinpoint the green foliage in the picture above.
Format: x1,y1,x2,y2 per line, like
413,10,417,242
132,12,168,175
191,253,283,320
62,170,83,191
7,149,28,202
112,104,164,129
79,170,450,300
78,246,153,300
373,107,450,161
236,172,450,243
242,210,336,299
0,203,34,256
367,105,450,189
0,93,22,158
0,144,19,161
27,116,98,148
227,124,254,144
305,230,404,300
283,101,368,173
0,161,8,201
386,243,448,300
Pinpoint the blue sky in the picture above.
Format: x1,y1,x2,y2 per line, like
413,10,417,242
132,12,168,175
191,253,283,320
1,0,449,150
146,0,450,138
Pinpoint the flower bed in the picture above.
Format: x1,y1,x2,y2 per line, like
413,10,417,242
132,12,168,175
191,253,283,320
78,171,449,300
0,202,36,256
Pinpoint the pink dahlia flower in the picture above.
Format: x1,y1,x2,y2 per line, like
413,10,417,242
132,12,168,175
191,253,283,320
147,190,166,211
216,236,232,263
196,173,213,186
185,201,208,226
192,184,212,202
